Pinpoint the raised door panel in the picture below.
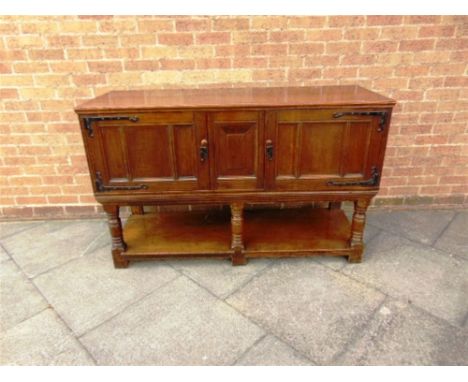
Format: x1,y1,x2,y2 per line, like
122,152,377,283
265,109,388,191
208,111,264,190
82,111,210,193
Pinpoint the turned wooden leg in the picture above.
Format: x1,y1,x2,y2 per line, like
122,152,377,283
348,199,370,263
131,206,144,215
329,202,342,210
230,202,247,266
103,205,129,269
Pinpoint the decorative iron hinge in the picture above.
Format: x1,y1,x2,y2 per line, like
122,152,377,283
327,166,380,187
95,171,148,192
333,111,388,132
83,116,139,137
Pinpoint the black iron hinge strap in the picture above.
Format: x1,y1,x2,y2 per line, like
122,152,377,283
95,171,148,192
83,116,139,137
327,166,380,187
333,111,388,132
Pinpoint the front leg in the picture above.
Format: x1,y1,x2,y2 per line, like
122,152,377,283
103,204,129,268
348,199,370,263
230,202,247,265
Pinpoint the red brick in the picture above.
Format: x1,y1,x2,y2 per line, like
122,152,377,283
363,41,399,53
124,60,159,71
88,61,123,73
328,16,366,27
28,49,64,60
288,17,325,28
158,33,193,45
138,19,174,33
346,28,382,41
213,17,249,31
269,31,304,43
418,25,456,37
251,44,288,56
367,16,403,25
406,16,441,24
196,58,231,69
326,42,361,54
215,45,250,57
252,69,286,81
399,39,435,51
196,32,230,44
436,38,468,50
233,58,268,68
290,43,324,55
288,68,323,82
159,59,195,70
176,19,211,32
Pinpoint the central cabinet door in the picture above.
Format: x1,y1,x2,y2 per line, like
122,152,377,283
208,111,265,190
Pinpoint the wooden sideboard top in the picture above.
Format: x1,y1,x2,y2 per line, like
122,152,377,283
75,85,396,112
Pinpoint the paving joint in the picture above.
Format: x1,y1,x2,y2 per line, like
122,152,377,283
1,248,98,365
430,211,458,247
76,273,183,339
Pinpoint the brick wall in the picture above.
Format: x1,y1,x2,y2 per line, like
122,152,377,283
1,15,467,219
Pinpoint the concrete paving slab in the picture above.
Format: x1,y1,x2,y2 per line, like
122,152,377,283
368,210,455,246
434,212,468,260
338,298,468,365
0,309,94,365
0,221,43,239
0,220,106,278
0,260,49,332
0,245,9,263
234,335,314,365
33,245,179,336
167,258,272,299
342,231,468,327
80,276,265,365
226,258,385,365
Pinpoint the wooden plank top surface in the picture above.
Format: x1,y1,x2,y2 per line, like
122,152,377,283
75,85,396,112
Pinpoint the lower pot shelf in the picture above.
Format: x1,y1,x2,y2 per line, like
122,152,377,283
121,206,353,261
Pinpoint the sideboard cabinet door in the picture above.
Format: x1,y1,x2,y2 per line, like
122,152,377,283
81,111,210,193
265,109,390,191
208,111,265,190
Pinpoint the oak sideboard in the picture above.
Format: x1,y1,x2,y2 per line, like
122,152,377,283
75,85,396,268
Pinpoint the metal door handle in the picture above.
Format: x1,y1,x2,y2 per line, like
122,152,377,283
265,139,274,160
200,139,208,162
